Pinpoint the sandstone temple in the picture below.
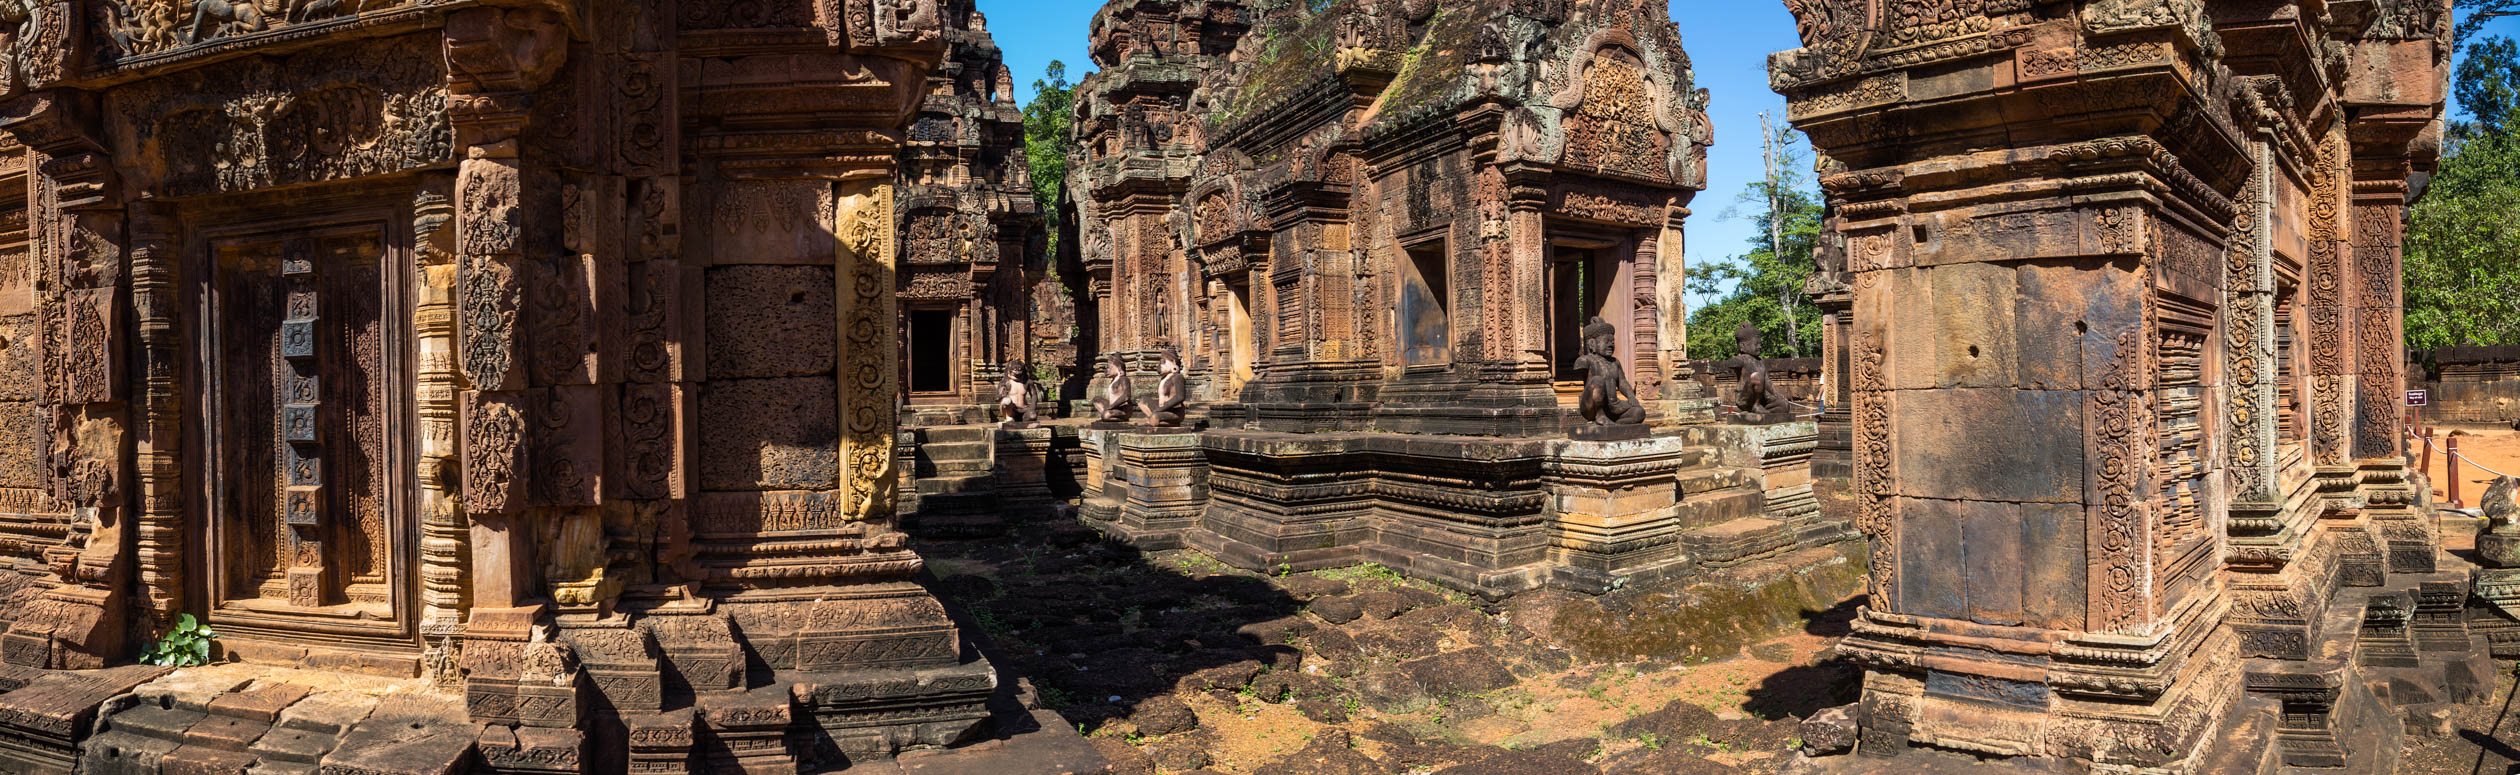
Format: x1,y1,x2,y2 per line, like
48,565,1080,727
0,0,2472,771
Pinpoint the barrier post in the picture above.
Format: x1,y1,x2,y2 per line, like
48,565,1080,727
2420,427,2434,479
2448,435,2464,508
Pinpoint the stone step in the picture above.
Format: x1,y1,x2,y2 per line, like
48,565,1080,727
923,426,996,445
922,440,992,461
932,458,996,475
1675,466,1753,496
1674,486,1765,527
919,491,1001,514
917,475,997,496
1681,517,1794,567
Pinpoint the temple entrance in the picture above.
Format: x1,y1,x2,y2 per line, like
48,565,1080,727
194,213,411,654
908,307,956,398
1225,281,1256,392
1548,239,1628,396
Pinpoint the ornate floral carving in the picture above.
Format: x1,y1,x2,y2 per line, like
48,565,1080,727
461,390,525,514
836,182,895,521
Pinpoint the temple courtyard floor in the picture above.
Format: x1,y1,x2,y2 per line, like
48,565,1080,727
915,508,2520,775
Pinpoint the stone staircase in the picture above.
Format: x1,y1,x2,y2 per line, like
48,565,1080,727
908,426,1004,537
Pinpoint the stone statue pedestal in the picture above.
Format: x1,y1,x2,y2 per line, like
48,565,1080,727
2479,531,2520,567
995,426,1056,520
1085,420,1200,433
1569,422,1651,441
1078,426,1208,549
1719,407,1801,425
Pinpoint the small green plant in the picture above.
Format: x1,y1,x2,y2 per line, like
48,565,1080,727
140,613,216,667
1638,732,1664,751
1274,561,1294,577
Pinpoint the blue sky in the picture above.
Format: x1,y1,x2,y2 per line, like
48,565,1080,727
981,1,2520,307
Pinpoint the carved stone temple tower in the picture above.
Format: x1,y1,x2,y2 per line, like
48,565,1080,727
0,0,1102,772
1777,0,2470,770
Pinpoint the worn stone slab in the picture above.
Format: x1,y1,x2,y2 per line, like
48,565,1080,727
318,702,475,775
275,692,378,735
209,682,313,723
0,665,173,738
84,728,179,775
136,671,257,714
161,743,257,775
247,724,334,764
184,714,270,752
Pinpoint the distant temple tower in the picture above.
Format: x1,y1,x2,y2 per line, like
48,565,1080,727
898,0,1049,426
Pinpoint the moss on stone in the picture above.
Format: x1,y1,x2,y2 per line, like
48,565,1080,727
1545,543,1868,663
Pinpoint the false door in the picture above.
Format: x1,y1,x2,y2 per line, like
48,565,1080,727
199,220,410,650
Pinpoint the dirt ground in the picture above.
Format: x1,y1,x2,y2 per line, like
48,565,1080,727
919,517,1860,775
2415,424,2520,508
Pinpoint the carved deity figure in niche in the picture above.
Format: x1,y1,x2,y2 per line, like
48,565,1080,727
1140,347,1187,427
1722,320,1793,420
1092,352,1136,423
999,359,1040,428
1574,317,1645,436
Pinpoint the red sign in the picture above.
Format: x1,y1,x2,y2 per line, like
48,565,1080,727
2406,389,2429,407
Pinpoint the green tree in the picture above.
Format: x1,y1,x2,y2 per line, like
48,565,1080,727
1686,118,1824,361
1023,61,1078,254
2456,36,2520,136
2404,37,2520,349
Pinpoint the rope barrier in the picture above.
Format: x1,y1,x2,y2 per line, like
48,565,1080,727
2408,424,2518,480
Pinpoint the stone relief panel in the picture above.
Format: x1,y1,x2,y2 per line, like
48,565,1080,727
94,0,422,64
106,34,451,198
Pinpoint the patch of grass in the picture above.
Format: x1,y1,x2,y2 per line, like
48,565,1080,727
1312,563,1405,587
1638,731,1664,751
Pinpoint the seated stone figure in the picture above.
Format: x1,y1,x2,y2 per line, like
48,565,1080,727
1574,316,1646,437
1139,347,1188,427
1091,352,1135,424
997,359,1039,427
1722,320,1792,419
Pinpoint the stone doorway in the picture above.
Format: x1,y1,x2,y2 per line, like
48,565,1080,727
907,306,957,399
1224,281,1256,393
192,211,415,665
1547,237,1631,397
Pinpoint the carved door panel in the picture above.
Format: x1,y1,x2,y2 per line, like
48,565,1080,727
199,221,409,647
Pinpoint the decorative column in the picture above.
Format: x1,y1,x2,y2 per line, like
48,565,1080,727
126,200,180,624
414,174,468,645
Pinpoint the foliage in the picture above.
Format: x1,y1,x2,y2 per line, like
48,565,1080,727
2404,37,2520,350
2457,36,2520,137
1687,124,1824,361
1022,61,1078,256
139,613,217,667
2458,0,2519,46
